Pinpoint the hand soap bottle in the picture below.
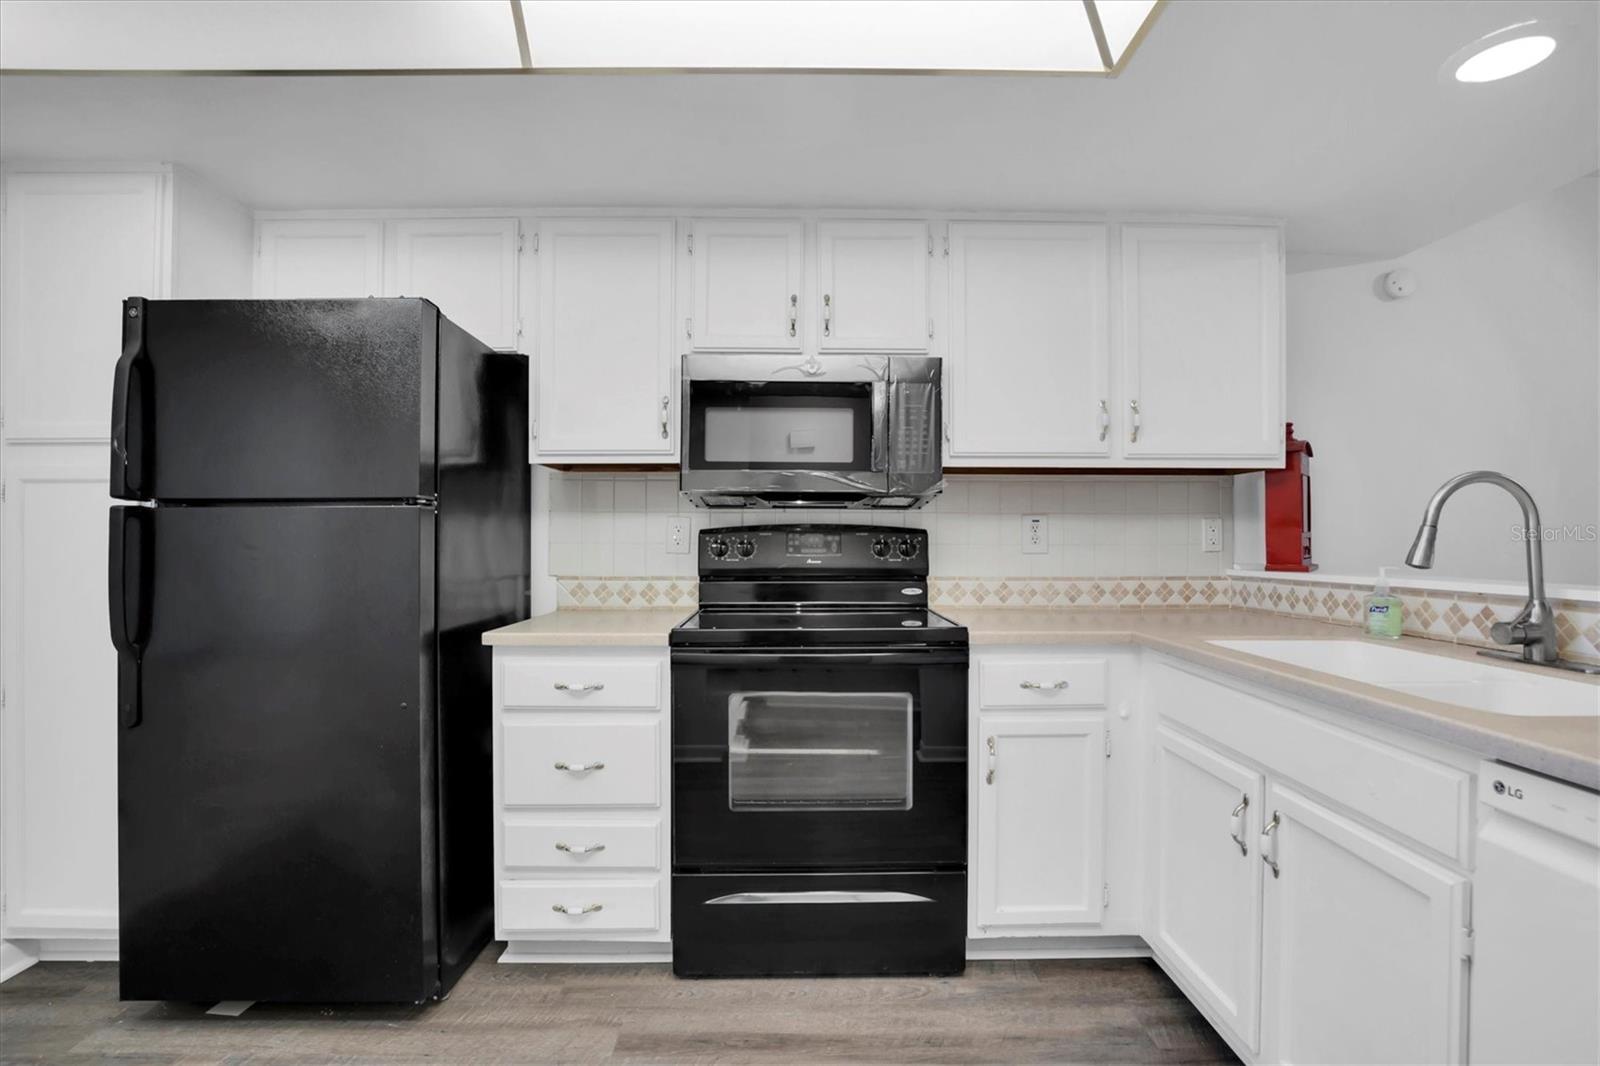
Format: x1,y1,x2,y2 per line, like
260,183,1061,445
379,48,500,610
1364,568,1404,640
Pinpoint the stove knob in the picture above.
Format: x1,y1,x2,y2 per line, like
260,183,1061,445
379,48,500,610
871,538,891,559
734,538,756,559
896,537,918,558
708,537,730,559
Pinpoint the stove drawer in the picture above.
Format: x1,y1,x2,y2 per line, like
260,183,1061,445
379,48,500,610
503,657,662,710
503,719,661,807
979,656,1107,708
500,879,662,935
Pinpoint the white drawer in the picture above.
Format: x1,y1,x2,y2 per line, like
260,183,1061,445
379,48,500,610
503,657,661,710
504,819,662,871
500,879,661,934
979,657,1108,708
503,720,660,807
1150,660,1471,862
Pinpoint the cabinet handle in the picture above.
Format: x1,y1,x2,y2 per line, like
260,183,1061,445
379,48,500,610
1098,399,1110,442
788,294,798,338
985,735,997,785
1129,399,1141,444
1019,680,1070,691
1261,810,1281,878
660,394,670,440
553,681,605,693
553,760,606,773
823,293,832,337
1229,794,1250,856
551,903,604,915
555,841,607,855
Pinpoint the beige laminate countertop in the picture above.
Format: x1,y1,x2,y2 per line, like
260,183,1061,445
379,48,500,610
482,607,1600,788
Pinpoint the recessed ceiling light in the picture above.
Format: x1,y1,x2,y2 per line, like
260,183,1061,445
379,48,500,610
1447,22,1558,84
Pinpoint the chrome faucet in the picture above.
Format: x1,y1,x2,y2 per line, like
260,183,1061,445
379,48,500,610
1405,471,1594,674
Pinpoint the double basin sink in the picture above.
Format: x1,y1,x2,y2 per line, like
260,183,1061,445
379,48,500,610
1209,639,1600,718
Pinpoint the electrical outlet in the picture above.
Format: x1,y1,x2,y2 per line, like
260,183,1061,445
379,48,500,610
1022,514,1048,554
666,515,691,554
1200,516,1222,553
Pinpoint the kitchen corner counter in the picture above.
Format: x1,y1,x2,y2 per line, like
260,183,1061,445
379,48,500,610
482,609,690,647
946,607,1600,790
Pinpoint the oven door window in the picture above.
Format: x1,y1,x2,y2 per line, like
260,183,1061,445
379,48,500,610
689,383,875,471
728,691,912,811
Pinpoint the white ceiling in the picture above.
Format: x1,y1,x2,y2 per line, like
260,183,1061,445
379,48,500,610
1,0,1594,263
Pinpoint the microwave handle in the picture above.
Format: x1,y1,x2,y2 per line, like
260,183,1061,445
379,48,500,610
871,381,889,472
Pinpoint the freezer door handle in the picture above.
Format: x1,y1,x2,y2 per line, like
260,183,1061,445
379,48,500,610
108,507,151,728
110,298,149,499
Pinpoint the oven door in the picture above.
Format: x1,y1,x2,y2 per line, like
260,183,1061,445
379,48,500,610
671,647,967,870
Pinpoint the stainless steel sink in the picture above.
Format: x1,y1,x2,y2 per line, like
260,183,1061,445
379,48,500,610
1209,639,1600,718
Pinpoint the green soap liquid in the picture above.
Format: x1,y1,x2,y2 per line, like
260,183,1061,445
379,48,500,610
1364,595,1404,640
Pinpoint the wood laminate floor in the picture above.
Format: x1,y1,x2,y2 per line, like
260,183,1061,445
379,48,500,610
0,952,1238,1065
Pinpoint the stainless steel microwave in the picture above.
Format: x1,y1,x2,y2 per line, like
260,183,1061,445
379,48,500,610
679,354,944,509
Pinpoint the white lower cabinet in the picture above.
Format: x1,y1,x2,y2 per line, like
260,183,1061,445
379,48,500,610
1150,726,1264,1051
492,647,671,954
1259,784,1468,1066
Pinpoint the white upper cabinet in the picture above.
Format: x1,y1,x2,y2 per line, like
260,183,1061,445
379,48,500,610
1,171,166,440
687,218,804,352
974,714,1106,931
1150,726,1265,1052
1259,783,1468,1065
384,218,519,350
255,219,382,299
816,221,930,352
1120,225,1283,462
532,218,676,460
947,222,1110,462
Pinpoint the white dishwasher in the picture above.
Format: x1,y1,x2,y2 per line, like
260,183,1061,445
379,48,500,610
1470,761,1600,1065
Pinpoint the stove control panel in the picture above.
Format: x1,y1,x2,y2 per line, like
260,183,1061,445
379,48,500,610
699,524,928,573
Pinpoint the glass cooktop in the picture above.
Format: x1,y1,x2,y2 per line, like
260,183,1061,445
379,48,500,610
670,608,967,647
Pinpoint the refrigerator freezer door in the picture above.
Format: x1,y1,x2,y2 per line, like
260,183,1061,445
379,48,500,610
111,298,441,502
118,503,441,1003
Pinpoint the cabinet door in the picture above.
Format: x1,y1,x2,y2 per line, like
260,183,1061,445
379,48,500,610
0,445,119,939
384,218,519,350
974,714,1105,930
688,218,804,352
533,219,675,459
947,222,1110,461
1,171,166,441
255,219,382,299
1150,726,1264,1051
1120,225,1282,462
1259,784,1468,1065
816,220,929,351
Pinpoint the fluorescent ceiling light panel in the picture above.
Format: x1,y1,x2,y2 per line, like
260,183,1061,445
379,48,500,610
1453,34,1558,83
0,0,521,71
520,0,1160,73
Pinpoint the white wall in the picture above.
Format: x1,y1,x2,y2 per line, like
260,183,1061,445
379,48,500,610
1283,174,1599,587
169,166,253,298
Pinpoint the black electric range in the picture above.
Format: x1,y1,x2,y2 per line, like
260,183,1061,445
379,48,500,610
669,524,969,978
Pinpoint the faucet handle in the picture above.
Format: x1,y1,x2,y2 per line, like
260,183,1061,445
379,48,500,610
1490,621,1527,645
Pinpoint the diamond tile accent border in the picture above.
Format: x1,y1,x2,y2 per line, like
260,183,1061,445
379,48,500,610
548,572,1600,665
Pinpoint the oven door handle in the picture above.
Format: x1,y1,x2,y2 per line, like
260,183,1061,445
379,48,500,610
705,891,934,905
671,650,968,668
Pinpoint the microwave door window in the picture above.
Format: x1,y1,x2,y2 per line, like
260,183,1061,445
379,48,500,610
704,406,857,466
728,692,913,811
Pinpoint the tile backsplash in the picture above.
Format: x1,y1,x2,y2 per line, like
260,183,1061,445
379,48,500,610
545,472,1234,582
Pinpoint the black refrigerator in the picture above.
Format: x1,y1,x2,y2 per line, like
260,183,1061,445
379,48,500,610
107,298,529,1003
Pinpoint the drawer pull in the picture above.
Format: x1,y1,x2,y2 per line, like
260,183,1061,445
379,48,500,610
553,682,605,693
553,760,606,773
551,903,604,915
1019,680,1070,691
554,841,607,855
1229,794,1250,856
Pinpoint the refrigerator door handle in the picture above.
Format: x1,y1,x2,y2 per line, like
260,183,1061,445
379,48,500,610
111,297,149,499
108,507,151,728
